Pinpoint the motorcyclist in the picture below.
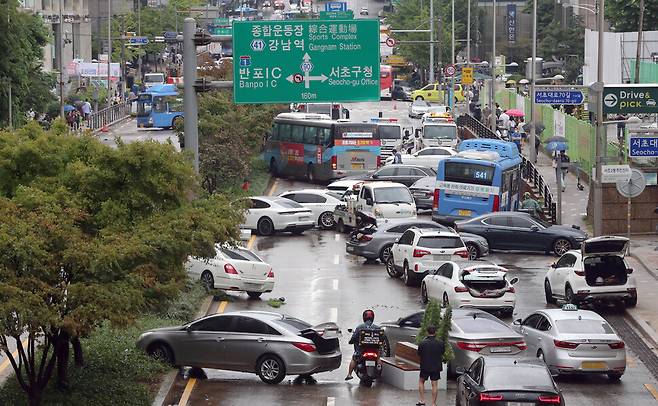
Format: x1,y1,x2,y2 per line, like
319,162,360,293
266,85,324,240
345,309,381,381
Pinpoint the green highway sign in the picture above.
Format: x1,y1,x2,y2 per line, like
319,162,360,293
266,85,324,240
320,10,354,19
603,84,658,114
214,18,230,26
233,20,380,104
210,27,232,35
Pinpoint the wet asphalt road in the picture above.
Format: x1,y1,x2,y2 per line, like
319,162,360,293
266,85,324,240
97,117,180,150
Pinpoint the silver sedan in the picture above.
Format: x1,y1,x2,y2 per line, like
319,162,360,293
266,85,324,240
513,307,626,380
137,311,342,384
380,308,526,375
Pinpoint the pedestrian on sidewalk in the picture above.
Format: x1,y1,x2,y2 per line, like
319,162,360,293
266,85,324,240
553,150,570,192
417,325,445,406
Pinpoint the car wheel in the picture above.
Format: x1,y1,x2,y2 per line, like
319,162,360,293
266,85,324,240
360,378,373,387
553,238,571,256
537,349,545,363
465,243,480,260
607,373,623,381
544,280,556,304
257,217,275,236
403,262,414,286
319,211,335,229
382,336,391,357
257,354,286,384
306,163,315,183
247,291,263,299
415,96,424,101
336,219,346,233
147,342,174,365
421,282,429,304
379,244,393,264
386,256,399,278
442,292,450,308
455,393,462,406
201,271,214,292
269,158,278,177
626,296,638,307
565,285,577,305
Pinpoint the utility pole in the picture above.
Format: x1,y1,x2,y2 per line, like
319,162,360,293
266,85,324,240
429,0,434,83
59,0,65,120
138,0,142,82
450,0,455,111
634,0,644,83
466,0,470,64
183,18,199,174
489,0,496,130
529,0,537,162
121,15,126,99
593,0,605,236
107,0,112,109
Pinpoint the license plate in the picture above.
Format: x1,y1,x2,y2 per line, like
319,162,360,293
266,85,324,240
351,163,365,169
506,403,524,406
243,283,261,290
365,360,376,367
490,346,511,353
582,361,607,369
458,209,472,217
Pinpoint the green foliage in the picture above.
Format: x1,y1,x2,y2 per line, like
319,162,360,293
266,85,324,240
267,298,286,308
416,300,454,363
606,0,658,32
0,1,56,127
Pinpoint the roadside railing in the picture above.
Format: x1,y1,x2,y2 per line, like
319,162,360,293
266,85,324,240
68,102,130,133
456,113,558,224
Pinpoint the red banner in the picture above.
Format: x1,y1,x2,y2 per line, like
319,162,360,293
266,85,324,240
280,142,305,164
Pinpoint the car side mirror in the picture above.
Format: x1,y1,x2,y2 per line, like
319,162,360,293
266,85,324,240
510,277,519,285
185,325,192,332
550,262,557,268
394,237,400,243
513,319,522,326
347,328,353,333
371,174,379,179
365,198,373,206
530,225,540,231
455,367,467,375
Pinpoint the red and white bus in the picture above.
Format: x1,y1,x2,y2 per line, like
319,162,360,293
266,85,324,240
380,65,393,100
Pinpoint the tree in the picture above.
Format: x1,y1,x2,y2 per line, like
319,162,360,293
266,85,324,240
0,122,243,405
0,0,56,128
416,299,454,363
606,0,658,32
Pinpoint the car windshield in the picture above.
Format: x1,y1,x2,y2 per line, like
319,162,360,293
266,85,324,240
484,366,554,390
454,317,510,333
379,125,401,139
417,236,464,249
374,187,414,204
555,319,614,334
144,74,165,83
274,317,311,332
325,191,344,201
219,247,262,262
424,125,457,139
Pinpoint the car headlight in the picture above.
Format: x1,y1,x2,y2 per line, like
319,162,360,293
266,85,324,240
374,208,383,217
574,236,586,242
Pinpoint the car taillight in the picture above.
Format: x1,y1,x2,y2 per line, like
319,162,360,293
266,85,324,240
224,264,238,274
608,341,625,349
359,234,373,242
626,268,634,274
479,393,503,401
377,155,382,167
292,342,316,352
413,249,431,257
457,341,485,352
492,195,500,212
454,286,469,293
538,395,562,404
432,189,440,210
362,351,379,360
574,270,586,276
455,249,469,258
554,340,579,349
267,269,275,278
331,155,337,170
507,286,515,293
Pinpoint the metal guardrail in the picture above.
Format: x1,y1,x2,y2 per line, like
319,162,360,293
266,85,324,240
456,113,558,224
68,102,130,133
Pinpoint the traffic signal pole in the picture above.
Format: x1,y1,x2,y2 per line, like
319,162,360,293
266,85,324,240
183,18,200,174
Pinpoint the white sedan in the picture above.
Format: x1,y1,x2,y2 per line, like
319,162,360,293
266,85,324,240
384,146,457,168
279,189,344,229
421,261,518,314
242,196,315,236
186,245,275,299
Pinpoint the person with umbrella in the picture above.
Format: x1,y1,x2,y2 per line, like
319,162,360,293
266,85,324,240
546,135,570,192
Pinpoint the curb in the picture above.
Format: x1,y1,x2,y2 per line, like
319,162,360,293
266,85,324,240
630,253,658,281
625,254,658,350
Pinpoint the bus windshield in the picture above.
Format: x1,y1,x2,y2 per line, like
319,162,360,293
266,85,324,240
379,125,401,139
424,125,457,139
136,94,152,116
444,161,494,186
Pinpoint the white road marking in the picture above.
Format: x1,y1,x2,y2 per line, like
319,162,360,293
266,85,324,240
334,233,340,241
332,279,339,290
333,254,340,265
326,397,336,406
329,307,338,323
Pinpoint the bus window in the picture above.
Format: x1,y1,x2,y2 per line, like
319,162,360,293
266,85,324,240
319,127,332,146
136,94,152,116
291,125,304,143
279,124,292,141
501,171,511,194
511,168,520,194
304,127,318,144
167,97,183,112
153,97,167,113
270,124,280,140
444,162,494,186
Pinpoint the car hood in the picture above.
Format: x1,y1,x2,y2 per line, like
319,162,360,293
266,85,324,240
145,326,185,333
548,224,588,238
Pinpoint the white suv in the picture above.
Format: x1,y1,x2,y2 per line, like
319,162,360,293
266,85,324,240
544,236,637,307
386,228,469,286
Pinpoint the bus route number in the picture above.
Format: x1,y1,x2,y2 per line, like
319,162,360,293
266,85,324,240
473,171,488,180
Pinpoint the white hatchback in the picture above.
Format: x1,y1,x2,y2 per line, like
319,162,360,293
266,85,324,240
544,236,637,307
186,245,275,299
421,261,518,314
386,228,469,286
279,189,344,229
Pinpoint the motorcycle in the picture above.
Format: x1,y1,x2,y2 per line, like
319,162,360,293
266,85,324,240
348,328,385,387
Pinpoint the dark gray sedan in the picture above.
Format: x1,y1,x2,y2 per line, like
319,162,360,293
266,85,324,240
455,212,588,256
137,311,342,384
343,164,436,187
409,176,436,210
345,219,489,263
380,309,527,376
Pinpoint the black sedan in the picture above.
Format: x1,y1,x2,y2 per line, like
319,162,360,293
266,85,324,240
455,212,587,256
344,164,436,187
457,357,564,406
409,176,435,210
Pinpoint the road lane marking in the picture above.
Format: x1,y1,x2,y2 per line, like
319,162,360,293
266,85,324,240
178,301,229,406
0,338,29,374
332,279,339,290
334,234,340,241
246,235,256,250
333,254,340,265
644,383,658,400
329,307,338,323
326,397,336,406
266,179,279,196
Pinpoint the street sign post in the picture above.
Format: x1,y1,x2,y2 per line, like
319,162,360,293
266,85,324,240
233,20,380,104
128,36,149,45
603,84,658,114
535,89,584,105
601,164,632,183
629,135,658,157
320,10,354,19
444,64,455,77
461,67,473,85
325,1,347,11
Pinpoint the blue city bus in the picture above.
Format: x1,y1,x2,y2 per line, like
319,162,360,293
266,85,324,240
432,139,523,225
136,84,183,129
264,113,381,181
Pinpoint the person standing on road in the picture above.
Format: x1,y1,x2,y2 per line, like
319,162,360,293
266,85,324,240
417,325,445,406
392,149,403,164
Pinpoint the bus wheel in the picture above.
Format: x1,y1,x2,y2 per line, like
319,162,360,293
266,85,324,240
269,159,278,177
172,116,183,130
306,164,315,183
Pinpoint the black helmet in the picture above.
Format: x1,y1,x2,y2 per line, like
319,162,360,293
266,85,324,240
362,309,375,323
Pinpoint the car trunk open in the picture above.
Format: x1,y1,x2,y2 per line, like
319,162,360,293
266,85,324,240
299,322,341,354
460,268,508,298
583,255,628,287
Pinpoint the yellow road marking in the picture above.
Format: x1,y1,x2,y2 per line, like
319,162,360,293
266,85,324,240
246,235,256,250
0,339,29,374
177,300,228,406
266,179,279,196
644,383,658,400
